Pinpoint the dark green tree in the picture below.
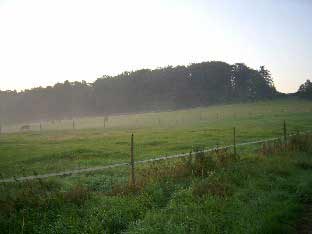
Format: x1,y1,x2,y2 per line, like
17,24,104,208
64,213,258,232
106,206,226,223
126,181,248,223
0,61,277,124
298,79,312,99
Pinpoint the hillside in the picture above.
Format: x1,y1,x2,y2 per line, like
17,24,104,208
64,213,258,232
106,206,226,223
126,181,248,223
1,98,312,233
0,98,311,176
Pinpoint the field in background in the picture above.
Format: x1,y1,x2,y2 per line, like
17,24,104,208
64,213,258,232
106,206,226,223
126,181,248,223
2,98,312,133
0,98,312,179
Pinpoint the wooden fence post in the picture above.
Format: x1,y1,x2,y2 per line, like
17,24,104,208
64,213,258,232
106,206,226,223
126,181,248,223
103,116,108,129
233,127,237,157
130,133,135,187
283,120,287,142
189,150,194,176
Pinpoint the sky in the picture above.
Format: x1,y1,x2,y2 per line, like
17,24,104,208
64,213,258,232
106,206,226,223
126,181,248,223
0,0,311,93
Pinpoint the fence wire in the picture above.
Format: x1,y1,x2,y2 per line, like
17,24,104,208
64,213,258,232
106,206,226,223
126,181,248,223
2,131,308,183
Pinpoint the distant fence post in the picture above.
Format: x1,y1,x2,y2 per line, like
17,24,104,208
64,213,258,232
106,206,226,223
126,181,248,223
130,133,136,187
233,127,237,157
283,120,287,142
103,116,108,129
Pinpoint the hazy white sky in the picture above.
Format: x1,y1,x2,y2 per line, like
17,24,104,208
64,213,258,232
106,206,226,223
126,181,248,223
0,0,311,92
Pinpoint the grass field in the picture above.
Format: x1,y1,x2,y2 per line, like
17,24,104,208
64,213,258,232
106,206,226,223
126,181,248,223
1,132,312,233
0,98,312,178
1,98,312,233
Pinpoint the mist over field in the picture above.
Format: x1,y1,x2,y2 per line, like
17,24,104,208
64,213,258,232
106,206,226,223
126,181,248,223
1,60,311,126
0,61,277,124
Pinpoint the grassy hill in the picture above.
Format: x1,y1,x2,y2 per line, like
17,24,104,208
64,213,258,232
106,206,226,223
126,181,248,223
1,98,312,233
0,98,311,177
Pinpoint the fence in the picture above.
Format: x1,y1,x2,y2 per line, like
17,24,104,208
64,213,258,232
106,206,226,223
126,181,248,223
0,120,308,184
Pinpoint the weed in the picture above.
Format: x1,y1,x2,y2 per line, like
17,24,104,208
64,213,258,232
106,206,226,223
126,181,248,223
192,178,232,198
260,134,312,157
215,148,237,167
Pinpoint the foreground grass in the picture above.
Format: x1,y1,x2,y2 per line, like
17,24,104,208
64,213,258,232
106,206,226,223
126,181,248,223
127,154,311,234
0,98,312,177
1,135,312,233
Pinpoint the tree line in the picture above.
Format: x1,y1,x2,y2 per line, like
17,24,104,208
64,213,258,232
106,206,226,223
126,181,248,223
0,61,278,124
297,79,312,99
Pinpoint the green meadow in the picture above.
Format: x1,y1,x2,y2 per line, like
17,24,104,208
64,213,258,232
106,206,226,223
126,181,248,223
0,98,312,178
1,98,312,234
1,127,312,233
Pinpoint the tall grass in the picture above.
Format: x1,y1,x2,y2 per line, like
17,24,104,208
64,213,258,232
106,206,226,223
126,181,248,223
2,134,312,233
